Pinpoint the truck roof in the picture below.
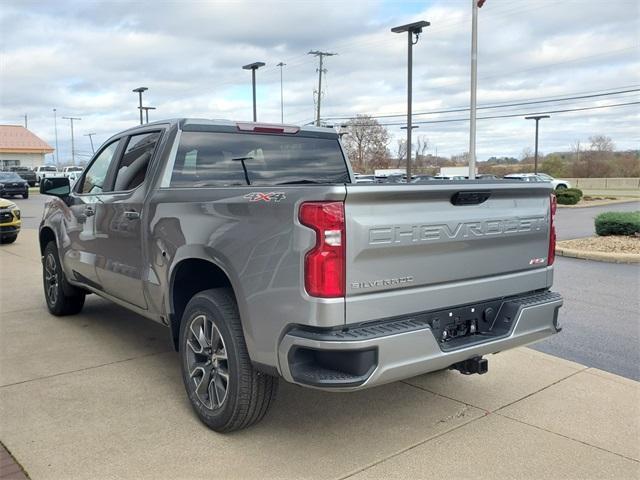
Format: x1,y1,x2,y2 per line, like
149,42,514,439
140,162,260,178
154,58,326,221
118,118,337,137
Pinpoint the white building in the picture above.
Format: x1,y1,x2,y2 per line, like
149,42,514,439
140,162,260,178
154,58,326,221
0,125,54,169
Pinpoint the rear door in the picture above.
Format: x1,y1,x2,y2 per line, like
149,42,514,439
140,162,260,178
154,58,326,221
343,182,553,322
93,129,164,309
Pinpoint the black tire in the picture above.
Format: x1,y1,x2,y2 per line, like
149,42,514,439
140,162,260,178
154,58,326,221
0,235,17,244
43,241,85,315
179,288,278,432
23,191,29,199
556,184,567,190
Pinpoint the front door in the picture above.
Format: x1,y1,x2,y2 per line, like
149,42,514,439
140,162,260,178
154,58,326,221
64,139,123,289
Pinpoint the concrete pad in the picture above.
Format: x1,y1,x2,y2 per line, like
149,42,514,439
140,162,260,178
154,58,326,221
499,369,640,461
347,414,639,480
0,300,171,386
0,229,41,264
0,354,483,480
404,348,586,411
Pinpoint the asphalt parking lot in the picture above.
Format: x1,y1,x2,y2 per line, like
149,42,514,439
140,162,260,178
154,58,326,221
1,194,639,479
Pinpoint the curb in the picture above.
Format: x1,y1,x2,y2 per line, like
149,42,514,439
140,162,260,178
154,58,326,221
555,246,640,264
557,198,639,209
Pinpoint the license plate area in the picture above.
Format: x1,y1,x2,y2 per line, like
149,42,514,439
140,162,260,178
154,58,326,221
427,298,515,351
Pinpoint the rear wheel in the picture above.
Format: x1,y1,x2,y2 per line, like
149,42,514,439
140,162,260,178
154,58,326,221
556,184,567,190
43,241,85,315
179,289,278,432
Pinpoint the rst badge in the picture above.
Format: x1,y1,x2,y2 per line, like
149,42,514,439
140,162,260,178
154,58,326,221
243,192,286,203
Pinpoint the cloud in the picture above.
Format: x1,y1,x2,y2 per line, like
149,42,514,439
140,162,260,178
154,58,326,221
1,0,638,163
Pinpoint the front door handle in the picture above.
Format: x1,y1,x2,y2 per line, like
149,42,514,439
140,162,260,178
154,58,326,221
84,206,95,217
124,210,140,220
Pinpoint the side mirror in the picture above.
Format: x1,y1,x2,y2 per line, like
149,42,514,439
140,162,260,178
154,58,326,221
40,177,71,198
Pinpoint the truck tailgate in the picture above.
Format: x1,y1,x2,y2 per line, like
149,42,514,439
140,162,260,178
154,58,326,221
344,182,553,323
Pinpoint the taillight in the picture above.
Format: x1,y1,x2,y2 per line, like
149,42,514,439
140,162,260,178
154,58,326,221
548,193,557,265
299,201,345,298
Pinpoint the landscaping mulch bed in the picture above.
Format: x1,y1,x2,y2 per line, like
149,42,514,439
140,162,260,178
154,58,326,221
557,236,640,254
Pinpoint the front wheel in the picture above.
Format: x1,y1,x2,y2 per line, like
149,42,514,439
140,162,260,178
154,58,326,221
23,191,29,199
1,235,17,244
179,289,278,432
43,241,85,315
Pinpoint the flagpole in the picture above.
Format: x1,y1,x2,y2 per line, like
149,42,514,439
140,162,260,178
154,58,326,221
469,0,479,179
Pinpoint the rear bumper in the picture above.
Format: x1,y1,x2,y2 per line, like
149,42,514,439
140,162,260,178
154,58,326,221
278,290,562,391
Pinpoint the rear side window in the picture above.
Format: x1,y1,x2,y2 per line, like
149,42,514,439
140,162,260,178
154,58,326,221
112,131,161,191
169,132,349,187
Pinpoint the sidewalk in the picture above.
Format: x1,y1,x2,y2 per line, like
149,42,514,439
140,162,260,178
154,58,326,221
1,231,639,479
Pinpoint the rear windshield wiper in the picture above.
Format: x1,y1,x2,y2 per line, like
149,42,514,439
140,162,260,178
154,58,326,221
231,156,253,185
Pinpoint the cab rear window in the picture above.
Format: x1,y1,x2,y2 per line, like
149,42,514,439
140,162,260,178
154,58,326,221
170,131,350,187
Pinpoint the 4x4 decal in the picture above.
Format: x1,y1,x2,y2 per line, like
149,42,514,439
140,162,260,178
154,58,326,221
244,192,286,203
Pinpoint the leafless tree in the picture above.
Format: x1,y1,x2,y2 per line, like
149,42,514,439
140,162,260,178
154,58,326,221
342,115,390,172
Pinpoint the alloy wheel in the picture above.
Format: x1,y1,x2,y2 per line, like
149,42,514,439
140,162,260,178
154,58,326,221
186,314,229,410
44,253,59,305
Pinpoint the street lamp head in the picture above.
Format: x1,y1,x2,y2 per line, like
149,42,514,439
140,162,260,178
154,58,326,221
132,87,148,93
525,115,551,120
242,62,266,70
391,20,430,34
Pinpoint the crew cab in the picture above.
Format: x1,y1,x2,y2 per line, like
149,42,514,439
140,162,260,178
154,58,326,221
38,119,563,432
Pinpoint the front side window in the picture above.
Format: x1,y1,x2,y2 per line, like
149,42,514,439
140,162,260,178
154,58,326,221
169,132,349,187
112,131,161,191
80,140,119,194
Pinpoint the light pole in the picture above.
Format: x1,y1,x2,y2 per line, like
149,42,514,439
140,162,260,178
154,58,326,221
84,133,96,154
277,62,286,123
132,87,148,125
525,115,550,174
141,106,156,124
62,117,81,166
392,20,430,183
242,62,265,122
53,108,59,166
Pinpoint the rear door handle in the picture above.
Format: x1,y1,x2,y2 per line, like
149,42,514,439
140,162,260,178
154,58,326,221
84,206,95,217
124,210,140,220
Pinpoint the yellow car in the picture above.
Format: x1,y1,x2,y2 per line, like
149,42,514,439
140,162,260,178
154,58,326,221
0,198,21,244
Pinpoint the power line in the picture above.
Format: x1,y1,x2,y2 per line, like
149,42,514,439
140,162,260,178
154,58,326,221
351,101,640,127
322,88,640,121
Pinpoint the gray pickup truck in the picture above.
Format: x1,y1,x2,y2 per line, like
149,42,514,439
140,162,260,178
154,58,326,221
39,119,562,432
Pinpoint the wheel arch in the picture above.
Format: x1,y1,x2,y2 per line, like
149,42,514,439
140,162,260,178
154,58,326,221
168,257,237,351
39,226,57,254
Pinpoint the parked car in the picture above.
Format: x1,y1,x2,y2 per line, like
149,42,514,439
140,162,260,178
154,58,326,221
39,119,563,432
34,165,63,184
411,175,435,183
6,166,37,186
61,166,84,177
0,198,21,244
504,173,571,190
0,172,29,198
354,174,375,184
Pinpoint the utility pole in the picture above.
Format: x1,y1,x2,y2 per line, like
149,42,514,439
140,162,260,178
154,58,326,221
62,117,81,166
24,114,28,129
53,108,60,166
392,21,430,183
141,106,156,124
277,62,286,123
525,115,550,174
132,87,148,125
469,0,483,179
308,51,337,126
84,133,96,154
242,62,266,122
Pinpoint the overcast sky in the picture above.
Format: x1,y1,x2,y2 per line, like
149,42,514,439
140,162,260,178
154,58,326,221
1,0,639,164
